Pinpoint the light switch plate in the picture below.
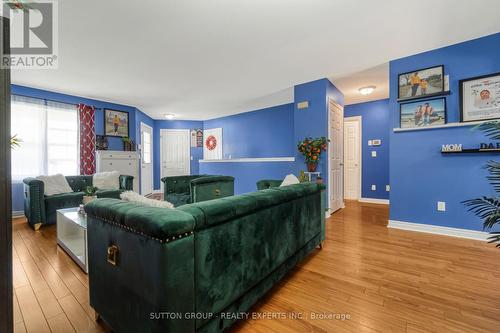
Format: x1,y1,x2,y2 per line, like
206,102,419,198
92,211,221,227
371,151,377,157
371,185,376,191
437,201,446,211
368,140,373,146
386,185,390,192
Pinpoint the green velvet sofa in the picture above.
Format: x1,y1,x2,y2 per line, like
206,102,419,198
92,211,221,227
85,182,325,332
256,179,283,190
161,175,234,207
23,174,133,230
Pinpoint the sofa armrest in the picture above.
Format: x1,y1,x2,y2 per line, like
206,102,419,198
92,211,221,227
119,175,134,191
161,175,199,200
190,176,234,203
256,179,282,190
23,177,45,227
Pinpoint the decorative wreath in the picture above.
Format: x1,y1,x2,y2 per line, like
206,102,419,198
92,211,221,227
205,135,217,150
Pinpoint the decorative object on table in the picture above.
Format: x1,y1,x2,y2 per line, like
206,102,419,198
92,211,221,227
10,134,22,149
78,204,86,215
460,72,500,122
463,121,500,248
316,176,323,184
203,128,223,160
104,109,129,137
298,170,308,183
82,186,98,205
304,171,321,182
96,135,109,150
400,97,446,129
398,65,444,101
122,136,135,151
297,137,328,172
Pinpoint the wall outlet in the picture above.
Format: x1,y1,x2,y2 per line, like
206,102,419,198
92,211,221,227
386,185,390,192
437,201,446,212
371,151,377,157
371,185,376,191
368,140,373,146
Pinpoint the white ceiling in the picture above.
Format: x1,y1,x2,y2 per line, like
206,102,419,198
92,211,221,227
12,0,500,120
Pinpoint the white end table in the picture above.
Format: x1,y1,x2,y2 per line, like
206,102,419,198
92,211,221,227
56,207,88,273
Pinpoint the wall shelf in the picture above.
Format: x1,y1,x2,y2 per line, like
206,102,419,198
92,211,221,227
441,149,500,154
393,119,491,133
199,157,295,163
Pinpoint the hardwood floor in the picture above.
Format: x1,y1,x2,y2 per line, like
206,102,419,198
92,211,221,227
12,201,500,332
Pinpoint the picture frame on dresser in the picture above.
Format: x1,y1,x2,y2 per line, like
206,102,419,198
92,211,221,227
460,72,500,122
104,109,129,137
398,65,445,101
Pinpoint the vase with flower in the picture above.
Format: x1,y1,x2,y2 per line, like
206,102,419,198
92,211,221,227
297,137,328,172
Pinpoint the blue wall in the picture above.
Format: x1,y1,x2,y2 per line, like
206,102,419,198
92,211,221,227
344,99,390,200
203,103,294,158
389,32,500,231
199,103,296,194
153,120,203,190
293,79,344,206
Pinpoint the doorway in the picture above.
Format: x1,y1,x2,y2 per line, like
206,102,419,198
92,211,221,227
328,99,344,213
160,129,190,190
140,123,153,195
344,116,362,200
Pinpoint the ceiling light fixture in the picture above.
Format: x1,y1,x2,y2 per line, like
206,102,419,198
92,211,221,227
359,86,376,95
164,113,175,120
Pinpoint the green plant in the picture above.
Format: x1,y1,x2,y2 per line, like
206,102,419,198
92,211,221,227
10,134,22,149
463,121,500,247
84,186,98,197
122,136,131,143
298,170,308,183
297,137,328,165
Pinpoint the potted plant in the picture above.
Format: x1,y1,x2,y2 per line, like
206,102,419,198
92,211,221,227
297,137,328,172
10,134,22,149
122,136,132,151
83,186,98,205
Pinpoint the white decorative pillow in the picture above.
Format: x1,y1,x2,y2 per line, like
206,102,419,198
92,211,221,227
37,174,73,196
280,174,300,187
93,171,120,190
120,191,174,209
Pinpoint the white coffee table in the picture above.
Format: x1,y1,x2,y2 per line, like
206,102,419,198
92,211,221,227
56,207,88,273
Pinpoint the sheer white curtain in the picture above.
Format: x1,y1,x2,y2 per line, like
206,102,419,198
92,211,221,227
11,95,78,182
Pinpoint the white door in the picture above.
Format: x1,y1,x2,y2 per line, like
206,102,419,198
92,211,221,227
140,123,153,195
328,99,344,213
344,117,361,200
160,129,190,185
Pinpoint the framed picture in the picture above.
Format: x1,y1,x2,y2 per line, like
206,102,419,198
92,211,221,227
400,97,447,129
460,72,500,122
104,109,129,137
398,65,444,100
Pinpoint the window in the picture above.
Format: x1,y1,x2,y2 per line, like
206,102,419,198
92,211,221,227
11,95,78,182
142,130,151,164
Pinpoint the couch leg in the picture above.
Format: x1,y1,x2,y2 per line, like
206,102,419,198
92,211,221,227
93,310,101,322
317,242,323,250
33,223,42,231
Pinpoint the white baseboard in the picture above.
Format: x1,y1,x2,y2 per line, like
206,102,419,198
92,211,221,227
359,198,390,205
12,210,24,218
152,190,162,194
388,219,489,241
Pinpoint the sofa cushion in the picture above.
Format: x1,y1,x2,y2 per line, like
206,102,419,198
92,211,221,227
165,193,191,207
93,171,120,190
96,189,123,199
66,175,93,192
37,174,73,196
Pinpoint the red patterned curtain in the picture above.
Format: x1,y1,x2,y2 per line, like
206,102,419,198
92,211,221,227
78,104,96,175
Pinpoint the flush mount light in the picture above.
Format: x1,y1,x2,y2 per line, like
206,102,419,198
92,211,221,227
359,86,376,95
164,113,175,120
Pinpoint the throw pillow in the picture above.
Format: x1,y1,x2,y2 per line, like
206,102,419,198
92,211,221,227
120,191,174,209
280,174,300,187
93,171,120,190
37,174,73,196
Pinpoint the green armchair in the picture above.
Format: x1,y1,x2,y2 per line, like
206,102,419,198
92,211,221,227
161,175,234,207
23,174,133,230
256,179,283,190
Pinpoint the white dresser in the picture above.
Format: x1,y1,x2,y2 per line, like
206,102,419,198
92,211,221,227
96,151,139,191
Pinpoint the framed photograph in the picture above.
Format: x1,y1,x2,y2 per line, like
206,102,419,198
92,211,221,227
400,97,447,129
460,72,500,122
104,109,129,137
398,65,444,100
